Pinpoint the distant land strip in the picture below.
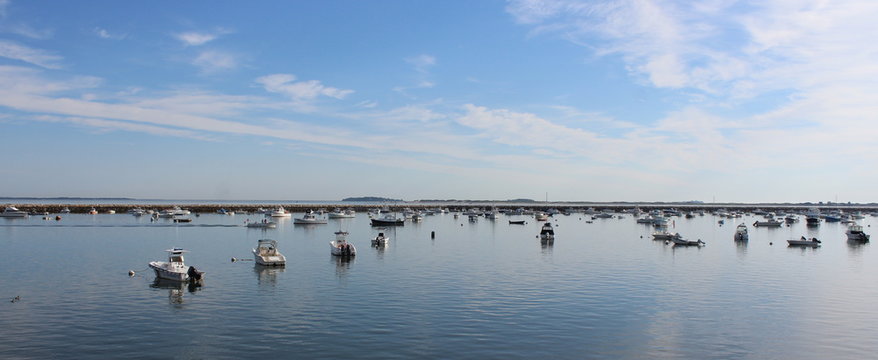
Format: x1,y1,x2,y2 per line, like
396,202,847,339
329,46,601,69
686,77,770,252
4,202,878,214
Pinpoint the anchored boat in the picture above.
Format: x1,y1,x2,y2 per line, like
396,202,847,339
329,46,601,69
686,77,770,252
330,231,356,256
148,248,204,282
734,223,749,241
787,236,821,247
253,239,286,266
846,225,870,242
539,222,554,243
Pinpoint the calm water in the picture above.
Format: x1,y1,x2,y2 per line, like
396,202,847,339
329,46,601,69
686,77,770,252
1,212,876,359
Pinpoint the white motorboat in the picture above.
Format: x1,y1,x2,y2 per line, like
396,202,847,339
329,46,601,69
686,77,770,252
128,208,145,216
371,232,390,246
172,215,192,223
846,225,870,242
330,231,356,256
294,211,328,224
0,206,29,218
535,212,549,221
87,207,98,215
107,210,116,214
734,223,749,241
246,219,277,228
253,239,286,266
371,213,404,226
148,248,204,282
327,209,356,219
59,207,71,214
753,219,783,227
216,208,235,215
270,207,292,217
788,237,821,247
539,222,554,242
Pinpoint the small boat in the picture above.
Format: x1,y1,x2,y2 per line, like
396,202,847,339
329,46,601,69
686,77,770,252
846,225,870,242
107,210,116,214
87,207,98,215
327,209,356,219
294,211,328,225
59,207,71,214
371,213,404,226
671,237,705,246
246,219,277,228
535,212,549,221
148,248,204,282
129,208,145,216
508,220,526,225
539,222,554,243
652,231,682,241
788,237,821,247
0,206,29,218
371,232,390,246
216,208,234,215
412,213,423,222
753,219,783,227
269,207,291,217
636,216,656,224
253,239,286,266
173,216,192,223
734,223,749,241
330,231,356,256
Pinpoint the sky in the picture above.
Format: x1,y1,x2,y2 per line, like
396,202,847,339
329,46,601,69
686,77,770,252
0,0,876,203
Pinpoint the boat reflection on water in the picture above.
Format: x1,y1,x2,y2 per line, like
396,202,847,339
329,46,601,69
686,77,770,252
540,240,553,256
735,238,748,259
254,264,285,287
847,238,869,257
333,255,353,278
150,278,201,305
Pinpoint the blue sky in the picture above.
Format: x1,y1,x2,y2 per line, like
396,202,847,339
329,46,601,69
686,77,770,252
0,0,876,202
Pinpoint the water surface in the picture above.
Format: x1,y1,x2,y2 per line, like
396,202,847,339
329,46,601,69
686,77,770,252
1,212,875,359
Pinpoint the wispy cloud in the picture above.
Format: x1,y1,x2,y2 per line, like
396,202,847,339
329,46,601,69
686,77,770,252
5,23,53,39
405,54,436,73
256,74,354,106
0,40,62,68
94,27,125,40
174,28,232,46
192,50,238,73
32,115,215,141
175,31,217,46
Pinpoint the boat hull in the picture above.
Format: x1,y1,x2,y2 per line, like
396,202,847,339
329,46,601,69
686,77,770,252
787,240,820,246
0,213,28,218
253,252,286,266
294,219,327,224
149,262,189,282
330,241,356,256
371,219,404,226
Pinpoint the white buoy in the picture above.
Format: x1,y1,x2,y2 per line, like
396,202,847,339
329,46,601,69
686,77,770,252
128,270,135,276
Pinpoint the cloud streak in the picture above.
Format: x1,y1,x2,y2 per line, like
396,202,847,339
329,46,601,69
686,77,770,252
0,40,62,69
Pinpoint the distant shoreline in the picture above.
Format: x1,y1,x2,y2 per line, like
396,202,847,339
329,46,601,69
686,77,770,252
4,202,878,214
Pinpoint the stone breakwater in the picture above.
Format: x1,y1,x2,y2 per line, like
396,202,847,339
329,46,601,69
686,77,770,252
6,203,878,214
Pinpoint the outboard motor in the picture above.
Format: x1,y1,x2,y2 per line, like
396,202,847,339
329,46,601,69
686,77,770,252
187,266,203,281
